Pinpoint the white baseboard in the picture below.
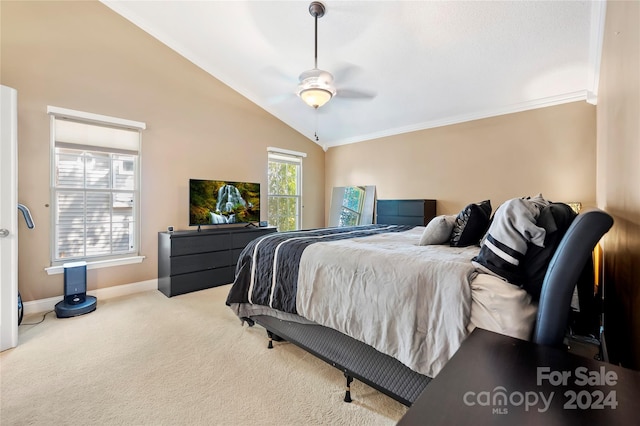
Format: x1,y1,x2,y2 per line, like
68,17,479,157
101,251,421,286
23,279,158,316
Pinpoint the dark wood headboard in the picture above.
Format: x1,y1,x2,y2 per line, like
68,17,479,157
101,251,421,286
375,199,436,226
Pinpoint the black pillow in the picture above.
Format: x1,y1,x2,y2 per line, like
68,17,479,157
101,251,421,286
517,202,576,300
450,200,492,247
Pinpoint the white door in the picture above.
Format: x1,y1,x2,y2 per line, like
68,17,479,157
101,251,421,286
0,85,19,351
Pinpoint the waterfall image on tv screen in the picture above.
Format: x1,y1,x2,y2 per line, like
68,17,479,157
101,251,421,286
189,179,260,226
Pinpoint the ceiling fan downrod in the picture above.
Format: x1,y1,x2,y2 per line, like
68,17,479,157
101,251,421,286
309,1,325,70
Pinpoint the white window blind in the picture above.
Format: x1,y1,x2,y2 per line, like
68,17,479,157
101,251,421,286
54,119,140,153
48,107,145,264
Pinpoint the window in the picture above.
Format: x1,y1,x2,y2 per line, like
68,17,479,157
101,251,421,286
48,107,145,265
267,148,306,232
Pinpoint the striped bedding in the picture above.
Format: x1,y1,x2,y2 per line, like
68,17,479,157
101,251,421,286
226,225,482,377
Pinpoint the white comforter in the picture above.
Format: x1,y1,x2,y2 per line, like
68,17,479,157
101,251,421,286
296,227,480,378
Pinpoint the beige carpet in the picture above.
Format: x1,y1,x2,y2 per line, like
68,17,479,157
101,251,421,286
0,285,407,425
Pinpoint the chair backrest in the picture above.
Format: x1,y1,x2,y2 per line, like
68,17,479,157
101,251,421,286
532,208,613,347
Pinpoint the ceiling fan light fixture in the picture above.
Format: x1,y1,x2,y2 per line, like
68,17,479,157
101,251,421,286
297,69,336,108
299,87,333,109
296,1,336,109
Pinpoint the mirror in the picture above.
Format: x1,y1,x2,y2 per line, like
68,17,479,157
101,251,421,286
328,186,376,227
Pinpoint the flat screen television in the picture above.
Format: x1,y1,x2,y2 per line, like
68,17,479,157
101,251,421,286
189,179,260,227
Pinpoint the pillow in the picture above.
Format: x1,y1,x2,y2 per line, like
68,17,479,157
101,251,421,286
524,193,550,213
471,197,549,284
479,194,548,247
517,202,576,300
450,200,492,247
419,215,456,245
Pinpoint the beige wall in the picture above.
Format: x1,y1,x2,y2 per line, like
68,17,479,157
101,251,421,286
6,2,632,377
326,101,596,218
597,0,640,369
1,1,325,301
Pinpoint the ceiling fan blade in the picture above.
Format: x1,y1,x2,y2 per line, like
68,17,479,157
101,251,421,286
336,88,377,100
266,92,297,106
330,62,376,101
260,65,299,105
331,62,365,84
261,65,298,85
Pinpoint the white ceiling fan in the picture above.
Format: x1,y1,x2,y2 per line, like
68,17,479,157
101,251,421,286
296,1,375,109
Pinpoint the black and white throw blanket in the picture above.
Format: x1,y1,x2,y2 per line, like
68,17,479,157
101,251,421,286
226,225,414,313
227,225,480,377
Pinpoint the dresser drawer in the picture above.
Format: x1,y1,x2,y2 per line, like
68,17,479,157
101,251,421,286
376,199,436,226
168,267,235,296
377,200,426,216
377,215,429,226
170,250,232,276
231,228,276,248
171,233,231,256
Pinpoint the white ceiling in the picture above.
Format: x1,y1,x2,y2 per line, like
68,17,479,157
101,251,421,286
101,1,605,150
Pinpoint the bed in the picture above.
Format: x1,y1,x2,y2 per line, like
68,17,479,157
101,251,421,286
226,198,613,406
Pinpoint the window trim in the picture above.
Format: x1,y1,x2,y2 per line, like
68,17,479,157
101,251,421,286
47,106,146,269
44,255,145,275
47,106,146,131
266,146,307,159
267,148,305,231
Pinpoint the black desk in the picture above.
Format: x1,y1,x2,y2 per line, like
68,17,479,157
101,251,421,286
398,328,640,426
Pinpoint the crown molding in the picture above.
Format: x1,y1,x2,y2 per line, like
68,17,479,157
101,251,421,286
326,91,588,149
586,0,607,105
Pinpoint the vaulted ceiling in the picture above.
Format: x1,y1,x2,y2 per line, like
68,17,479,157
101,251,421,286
101,1,605,150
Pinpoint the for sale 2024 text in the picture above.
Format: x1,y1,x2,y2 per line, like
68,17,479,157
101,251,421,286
538,366,618,410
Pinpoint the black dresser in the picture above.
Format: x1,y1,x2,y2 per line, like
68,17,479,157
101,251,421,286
157,226,276,297
376,199,436,226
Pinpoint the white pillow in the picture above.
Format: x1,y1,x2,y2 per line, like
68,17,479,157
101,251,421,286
419,215,456,245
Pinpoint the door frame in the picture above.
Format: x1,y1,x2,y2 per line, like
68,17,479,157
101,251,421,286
1,85,19,351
